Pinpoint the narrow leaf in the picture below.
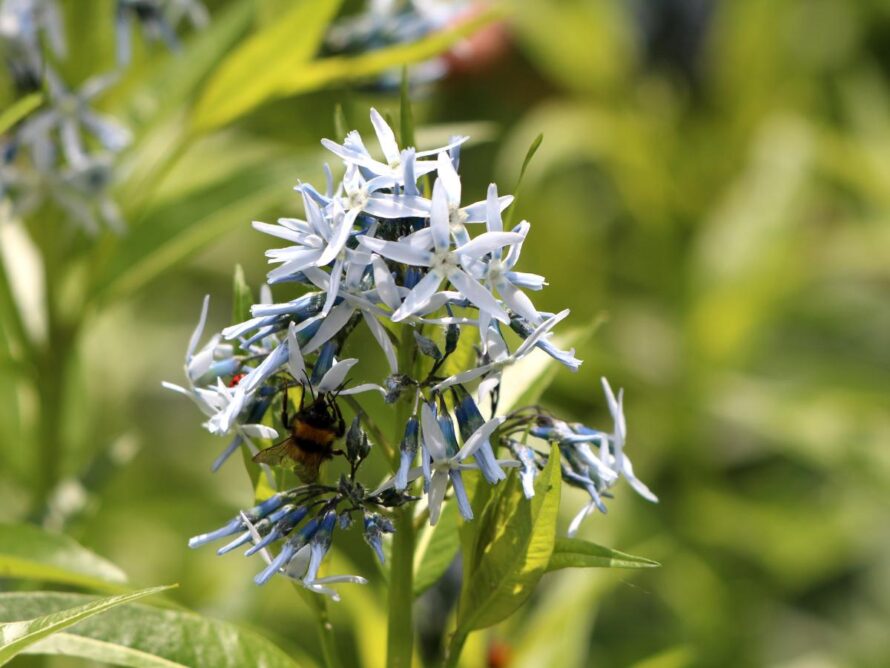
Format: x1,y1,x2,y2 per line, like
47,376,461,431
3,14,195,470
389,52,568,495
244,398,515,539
0,586,174,666
0,592,304,668
192,0,344,131
504,133,543,228
413,500,460,597
0,524,128,593
546,537,660,571
400,67,415,148
92,156,307,304
334,103,349,142
232,265,254,326
0,93,42,135
278,9,501,98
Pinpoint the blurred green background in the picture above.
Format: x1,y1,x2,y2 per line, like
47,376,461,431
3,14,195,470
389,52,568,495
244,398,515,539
2,0,889,666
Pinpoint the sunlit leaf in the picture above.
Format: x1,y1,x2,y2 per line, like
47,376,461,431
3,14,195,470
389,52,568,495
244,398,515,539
413,500,459,597
456,449,561,633
0,591,302,668
0,586,173,666
546,538,659,571
0,523,128,593
192,0,344,131
0,93,42,135
278,9,501,98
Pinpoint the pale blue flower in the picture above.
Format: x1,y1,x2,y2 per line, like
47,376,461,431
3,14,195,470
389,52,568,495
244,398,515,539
359,178,524,323
321,108,466,181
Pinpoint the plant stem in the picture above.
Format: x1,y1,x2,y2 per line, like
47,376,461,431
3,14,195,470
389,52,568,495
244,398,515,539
386,326,418,667
443,628,469,668
294,584,343,668
313,597,343,668
387,505,416,668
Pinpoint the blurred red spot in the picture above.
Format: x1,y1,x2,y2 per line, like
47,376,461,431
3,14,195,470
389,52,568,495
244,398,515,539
487,639,513,668
229,373,246,387
443,9,511,75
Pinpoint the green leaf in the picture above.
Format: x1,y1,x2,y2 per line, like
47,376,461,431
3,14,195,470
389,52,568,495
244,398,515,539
504,133,543,229
0,523,128,593
413,499,460,597
400,67,416,148
456,449,562,633
192,0,345,131
277,9,500,98
0,586,174,666
333,103,349,142
0,591,304,668
546,538,660,571
0,93,42,135
232,264,254,326
92,155,308,303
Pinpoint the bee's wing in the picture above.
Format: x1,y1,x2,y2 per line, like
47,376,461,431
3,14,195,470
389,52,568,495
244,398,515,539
293,456,323,484
252,439,300,466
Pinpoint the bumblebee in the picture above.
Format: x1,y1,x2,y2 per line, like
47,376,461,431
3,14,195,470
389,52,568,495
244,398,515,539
253,385,346,482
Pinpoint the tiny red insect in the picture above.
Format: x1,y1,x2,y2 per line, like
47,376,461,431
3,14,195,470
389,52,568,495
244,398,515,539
229,373,246,388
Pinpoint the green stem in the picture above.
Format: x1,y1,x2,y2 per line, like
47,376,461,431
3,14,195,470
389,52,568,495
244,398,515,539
294,584,343,668
386,326,418,668
387,505,416,668
27,215,78,516
313,597,343,668
443,628,469,668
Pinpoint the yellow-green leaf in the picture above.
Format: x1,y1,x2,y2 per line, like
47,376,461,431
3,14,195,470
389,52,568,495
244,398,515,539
192,0,344,131
0,93,42,135
546,537,660,571
278,9,501,98
456,449,561,633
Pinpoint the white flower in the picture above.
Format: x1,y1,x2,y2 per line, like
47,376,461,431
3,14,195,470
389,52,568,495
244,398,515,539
321,107,467,181
359,178,524,323
433,309,571,391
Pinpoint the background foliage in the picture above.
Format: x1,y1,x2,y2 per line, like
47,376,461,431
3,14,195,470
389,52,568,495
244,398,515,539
1,0,889,666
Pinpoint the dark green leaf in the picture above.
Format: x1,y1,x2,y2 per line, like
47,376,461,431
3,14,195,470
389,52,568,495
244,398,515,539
547,538,660,571
0,586,174,666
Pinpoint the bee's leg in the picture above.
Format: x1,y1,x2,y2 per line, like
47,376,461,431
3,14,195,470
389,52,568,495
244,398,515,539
331,396,346,438
281,383,290,427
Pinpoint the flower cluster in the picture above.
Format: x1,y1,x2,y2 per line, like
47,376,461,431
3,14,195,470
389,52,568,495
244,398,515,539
0,0,207,231
173,109,656,598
